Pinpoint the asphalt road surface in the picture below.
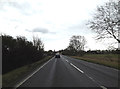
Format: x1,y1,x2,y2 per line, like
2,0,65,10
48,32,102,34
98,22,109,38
16,55,119,88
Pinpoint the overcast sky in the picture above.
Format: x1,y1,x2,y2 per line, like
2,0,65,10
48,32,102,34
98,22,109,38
1,0,117,51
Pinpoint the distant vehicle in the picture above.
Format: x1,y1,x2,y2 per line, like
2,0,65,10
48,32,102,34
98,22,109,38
55,53,60,58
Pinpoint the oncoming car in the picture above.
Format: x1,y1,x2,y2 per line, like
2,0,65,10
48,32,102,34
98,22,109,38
55,53,60,58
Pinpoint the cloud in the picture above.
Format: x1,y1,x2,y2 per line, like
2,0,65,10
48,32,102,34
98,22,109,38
33,28,48,33
0,0,110,51
26,28,55,34
0,0,38,16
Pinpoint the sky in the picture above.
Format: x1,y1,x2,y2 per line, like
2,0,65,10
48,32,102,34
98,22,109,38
0,0,117,51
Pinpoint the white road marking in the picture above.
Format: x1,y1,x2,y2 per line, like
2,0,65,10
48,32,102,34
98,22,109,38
62,57,69,63
62,56,108,89
15,57,54,88
100,86,107,89
88,76,94,80
66,60,69,62
70,63,84,73
84,73,107,89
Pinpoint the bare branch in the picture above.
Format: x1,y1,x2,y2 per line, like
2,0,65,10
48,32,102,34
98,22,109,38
87,1,120,43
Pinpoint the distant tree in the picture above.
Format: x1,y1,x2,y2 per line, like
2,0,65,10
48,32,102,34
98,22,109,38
46,50,55,56
62,48,71,55
69,35,86,52
33,36,44,50
63,35,87,56
87,1,120,43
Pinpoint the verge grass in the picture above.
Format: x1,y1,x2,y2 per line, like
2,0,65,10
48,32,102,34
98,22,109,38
71,54,119,70
2,56,52,87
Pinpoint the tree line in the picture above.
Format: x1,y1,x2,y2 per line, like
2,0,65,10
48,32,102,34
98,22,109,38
60,35,119,56
2,34,53,74
61,47,119,56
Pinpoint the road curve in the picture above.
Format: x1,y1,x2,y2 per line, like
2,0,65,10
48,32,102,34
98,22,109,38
16,55,119,88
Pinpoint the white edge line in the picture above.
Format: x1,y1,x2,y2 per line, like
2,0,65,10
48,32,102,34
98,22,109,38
67,61,107,89
100,86,107,89
15,57,53,88
85,73,107,89
70,63,84,73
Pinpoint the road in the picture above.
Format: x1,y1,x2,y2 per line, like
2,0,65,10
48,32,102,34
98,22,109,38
16,55,119,88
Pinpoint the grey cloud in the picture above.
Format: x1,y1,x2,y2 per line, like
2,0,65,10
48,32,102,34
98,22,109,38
26,28,56,34
32,28,49,33
9,2,33,15
0,1,35,15
7,2,29,9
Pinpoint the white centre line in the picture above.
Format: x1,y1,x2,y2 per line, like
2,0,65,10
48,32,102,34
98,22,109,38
85,73,107,89
70,63,84,73
100,86,107,89
15,57,54,88
63,57,107,89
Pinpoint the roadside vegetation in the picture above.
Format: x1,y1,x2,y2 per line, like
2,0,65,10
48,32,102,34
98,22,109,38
61,46,119,70
2,34,44,74
60,35,119,70
2,34,55,74
2,56,52,87
1,34,55,87
71,53,119,70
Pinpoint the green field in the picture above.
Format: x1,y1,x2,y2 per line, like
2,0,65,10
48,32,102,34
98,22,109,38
72,54,119,70
2,56,52,87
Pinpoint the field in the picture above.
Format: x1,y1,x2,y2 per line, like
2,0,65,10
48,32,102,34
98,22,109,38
2,56,52,87
72,54,119,70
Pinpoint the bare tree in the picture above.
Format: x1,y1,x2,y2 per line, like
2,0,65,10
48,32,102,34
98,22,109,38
33,36,44,50
68,35,86,52
88,1,120,43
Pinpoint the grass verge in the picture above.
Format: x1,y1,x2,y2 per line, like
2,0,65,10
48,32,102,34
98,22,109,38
71,54,120,70
2,56,53,87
